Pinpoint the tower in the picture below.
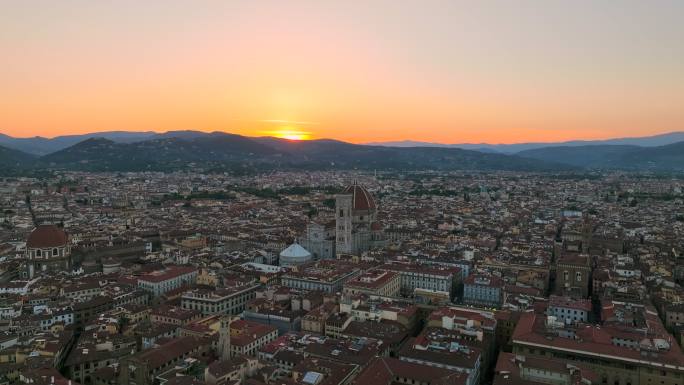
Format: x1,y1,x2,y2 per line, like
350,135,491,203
335,193,353,255
334,181,379,256
218,315,231,360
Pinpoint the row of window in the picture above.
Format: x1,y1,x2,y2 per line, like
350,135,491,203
32,247,64,258
562,271,583,281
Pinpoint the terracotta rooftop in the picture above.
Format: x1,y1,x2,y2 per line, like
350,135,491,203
341,183,376,212
512,311,684,369
27,225,68,249
138,266,197,283
354,357,468,385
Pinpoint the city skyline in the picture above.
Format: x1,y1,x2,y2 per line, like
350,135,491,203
2,3,684,384
2,1,684,143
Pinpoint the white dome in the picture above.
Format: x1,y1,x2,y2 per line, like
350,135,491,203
279,243,312,267
280,243,312,259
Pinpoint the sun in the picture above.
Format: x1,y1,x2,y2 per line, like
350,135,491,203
267,127,312,141
279,133,308,140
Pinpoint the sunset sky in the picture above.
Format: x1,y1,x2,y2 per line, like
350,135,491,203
2,1,683,143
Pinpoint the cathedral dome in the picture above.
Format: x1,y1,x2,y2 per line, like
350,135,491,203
26,225,68,249
341,183,376,211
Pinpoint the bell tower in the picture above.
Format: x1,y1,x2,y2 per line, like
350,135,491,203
335,192,353,255
218,316,232,360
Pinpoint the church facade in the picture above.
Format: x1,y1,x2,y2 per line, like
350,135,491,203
299,221,336,260
301,182,386,258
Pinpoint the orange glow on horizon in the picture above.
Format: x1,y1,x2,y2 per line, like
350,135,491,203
1,126,682,146
264,128,312,141
1,2,683,144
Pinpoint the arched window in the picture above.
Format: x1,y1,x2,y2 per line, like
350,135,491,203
52,248,59,257
36,249,42,257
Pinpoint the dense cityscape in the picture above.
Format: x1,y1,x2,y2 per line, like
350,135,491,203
3,2,684,384
0,170,682,385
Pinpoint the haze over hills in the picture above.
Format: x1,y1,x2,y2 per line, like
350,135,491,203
3,130,684,156
1,130,683,173
0,131,157,156
0,131,571,172
36,133,569,172
367,131,684,153
519,141,684,171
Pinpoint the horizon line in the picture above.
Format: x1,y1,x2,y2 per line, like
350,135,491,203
2,129,683,146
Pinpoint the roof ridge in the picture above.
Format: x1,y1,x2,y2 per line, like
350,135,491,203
380,356,394,376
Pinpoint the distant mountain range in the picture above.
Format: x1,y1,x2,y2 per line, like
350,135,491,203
0,130,682,173
0,131,571,173
5,130,684,157
367,131,684,154
0,131,157,156
518,141,684,171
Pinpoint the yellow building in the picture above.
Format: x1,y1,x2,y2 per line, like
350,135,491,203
342,269,401,297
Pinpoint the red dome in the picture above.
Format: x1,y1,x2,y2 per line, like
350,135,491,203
26,225,68,248
342,183,376,211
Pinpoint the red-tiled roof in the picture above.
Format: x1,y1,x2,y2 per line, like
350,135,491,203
138,266,197,283
342,184,376,211
134,336,208,369
27,225,68,248
230,321,277,347
344,270,398,290
549,295,592,312
354,357,468,385
512,312,684,368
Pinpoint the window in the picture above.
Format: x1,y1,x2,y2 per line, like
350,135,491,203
563,271,569,281
576,272,582,282
339,209,344,217
53,248,59,256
